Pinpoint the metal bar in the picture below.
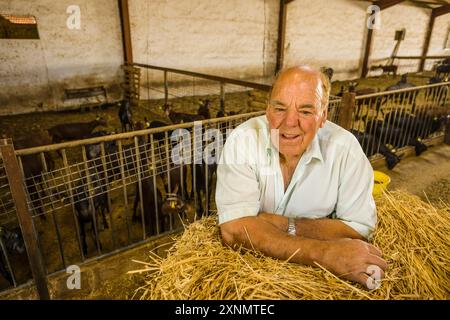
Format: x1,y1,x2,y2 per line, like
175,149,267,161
61,150,85,261
15,111,266,156
39,153,66,269
117,140,131,245
393,55,450,59
150,135,160,235
0,139,50,300
100,142,116,250
133,63,271,92
134,136,146,240
81,146,102,256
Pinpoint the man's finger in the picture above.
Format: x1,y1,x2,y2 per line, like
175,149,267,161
367,254,388,271
367,243,382,257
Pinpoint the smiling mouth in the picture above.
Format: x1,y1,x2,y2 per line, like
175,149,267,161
281,133,301,140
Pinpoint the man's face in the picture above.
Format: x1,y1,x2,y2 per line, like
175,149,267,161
266,69,327,159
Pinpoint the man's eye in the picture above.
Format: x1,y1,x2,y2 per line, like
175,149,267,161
275,107,286,112
299,110,312,115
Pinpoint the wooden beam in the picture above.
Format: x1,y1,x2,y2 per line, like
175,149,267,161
118,0,133,64
361,28,374,78
419,13,435,72
374,0,406,10
361,0,406,77
275,0,288,74
432,4,450,17
419,5,450,71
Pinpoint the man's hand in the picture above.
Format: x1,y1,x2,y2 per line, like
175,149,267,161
321,238,388,289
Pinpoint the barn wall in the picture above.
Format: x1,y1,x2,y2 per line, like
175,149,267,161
128,0,279,86
284,0,369,81
0,0,124,116
370,3,430,75
427,15,450,70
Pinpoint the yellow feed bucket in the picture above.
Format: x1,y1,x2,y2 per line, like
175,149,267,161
373,171,391,196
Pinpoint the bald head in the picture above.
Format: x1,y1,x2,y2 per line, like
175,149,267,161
271,66,331,111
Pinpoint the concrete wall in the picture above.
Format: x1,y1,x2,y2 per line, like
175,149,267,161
0,0,124,116
284,0,369,81
0,0,449,116
283,0,450,81
128,0,279,88
370,2,430,75
427,15,450,70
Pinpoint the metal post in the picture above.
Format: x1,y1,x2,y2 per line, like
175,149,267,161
164,70,169,106
0,139,50,300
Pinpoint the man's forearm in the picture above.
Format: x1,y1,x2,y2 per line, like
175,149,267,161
258,212,365,241
220,216,329,266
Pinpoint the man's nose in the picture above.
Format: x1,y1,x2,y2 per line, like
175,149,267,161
284,107,300,127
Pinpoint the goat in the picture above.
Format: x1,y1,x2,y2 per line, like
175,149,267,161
164,103,205,124
382,74,418,112
73,182,108,255
161,190,196,232
48,116,108,144
197,99,212,119
371,65,398,76
0,226,25,286
436,64,450,78
321,67,334,81
118,100,133,132
350,129,400,170
15,130,55,220
132,177,163,236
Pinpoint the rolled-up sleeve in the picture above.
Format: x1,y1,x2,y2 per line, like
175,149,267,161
215,134,261,225
335,139,377,240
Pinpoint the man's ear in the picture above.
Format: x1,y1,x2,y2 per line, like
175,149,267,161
320,108,327,128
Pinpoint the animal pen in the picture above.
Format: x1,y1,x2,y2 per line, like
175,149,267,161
0,64,449,300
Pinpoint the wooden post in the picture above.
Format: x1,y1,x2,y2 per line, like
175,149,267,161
275,0,288,74
118,0,133,64
0,139,50,300
419,15,435,72
338,92,356,130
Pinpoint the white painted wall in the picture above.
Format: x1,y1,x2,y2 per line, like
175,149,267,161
0,0,124,115
370,2,430,75
427,14,450,70
284,0,370,81
129,0,279,81
0,0,449,115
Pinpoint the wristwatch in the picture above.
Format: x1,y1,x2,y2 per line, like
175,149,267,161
287,217,296,236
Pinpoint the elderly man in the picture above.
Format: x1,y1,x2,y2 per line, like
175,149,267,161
216,66,387,289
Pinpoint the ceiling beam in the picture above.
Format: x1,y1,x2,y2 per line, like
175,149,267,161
432,4,450,17
373,0,406,10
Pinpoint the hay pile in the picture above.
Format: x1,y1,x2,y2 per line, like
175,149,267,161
129,191,450,300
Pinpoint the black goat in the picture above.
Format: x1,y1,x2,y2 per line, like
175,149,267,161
73,182,109,256
197,99,212,119
16,131,55,220
133,177,163,235
164,104,205,124
383,74,418,112
350,129,400,170
0,226,25,286
48,117,108,144
436,64,450,78
118,100,133,132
